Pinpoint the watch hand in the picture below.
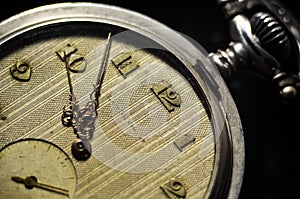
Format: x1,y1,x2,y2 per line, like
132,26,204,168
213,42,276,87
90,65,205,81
64,52,76,103
91,32,112,108
60,50,91,159
63,32,112,127
11,176,69,197
76,32,112,135
69,32,112,160
62,51,79,127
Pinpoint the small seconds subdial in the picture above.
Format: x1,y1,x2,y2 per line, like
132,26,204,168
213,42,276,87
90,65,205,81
0,138,77,199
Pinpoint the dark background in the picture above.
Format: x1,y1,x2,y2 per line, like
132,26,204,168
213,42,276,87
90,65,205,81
1,1,299,198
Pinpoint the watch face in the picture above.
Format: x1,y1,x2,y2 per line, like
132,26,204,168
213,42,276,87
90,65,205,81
0,2,244,199
0,139,77,198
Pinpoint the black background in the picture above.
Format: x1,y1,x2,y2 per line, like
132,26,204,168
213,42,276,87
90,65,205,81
1,1,299,198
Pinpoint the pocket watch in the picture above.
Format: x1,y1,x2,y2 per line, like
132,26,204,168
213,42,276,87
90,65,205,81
0,1,299,199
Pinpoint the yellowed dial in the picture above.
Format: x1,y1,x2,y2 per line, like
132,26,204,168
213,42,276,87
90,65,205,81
0,139,77,198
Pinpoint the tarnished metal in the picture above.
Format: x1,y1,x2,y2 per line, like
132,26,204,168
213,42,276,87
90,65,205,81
210,0,300,103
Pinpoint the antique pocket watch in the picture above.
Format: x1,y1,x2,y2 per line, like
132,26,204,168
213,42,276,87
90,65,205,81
0,1,299,199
